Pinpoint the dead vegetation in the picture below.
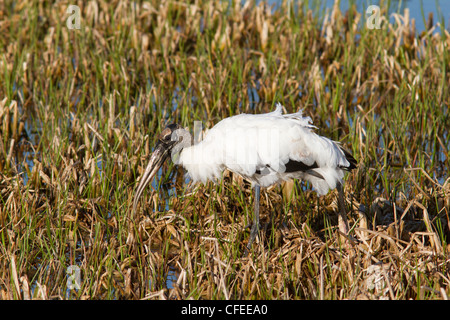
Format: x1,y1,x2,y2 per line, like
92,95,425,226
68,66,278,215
0,0,449,299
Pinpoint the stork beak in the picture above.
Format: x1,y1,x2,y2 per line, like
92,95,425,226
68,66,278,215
132,141,171,214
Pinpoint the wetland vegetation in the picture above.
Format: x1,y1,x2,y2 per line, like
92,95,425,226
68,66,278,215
0,0,449,299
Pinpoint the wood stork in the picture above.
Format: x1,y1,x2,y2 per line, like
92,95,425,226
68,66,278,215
133,103,357,252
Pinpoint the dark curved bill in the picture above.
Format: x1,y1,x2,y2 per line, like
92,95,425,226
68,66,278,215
132,142,170,214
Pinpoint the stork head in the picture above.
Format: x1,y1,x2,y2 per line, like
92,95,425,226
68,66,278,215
132,123,184,213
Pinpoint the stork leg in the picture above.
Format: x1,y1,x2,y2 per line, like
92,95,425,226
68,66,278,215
336,182,350,237
246,184,261,253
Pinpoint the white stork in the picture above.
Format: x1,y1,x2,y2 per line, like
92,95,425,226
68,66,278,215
133,103,357,252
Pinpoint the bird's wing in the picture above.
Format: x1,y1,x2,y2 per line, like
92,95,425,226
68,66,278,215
181,104,355,194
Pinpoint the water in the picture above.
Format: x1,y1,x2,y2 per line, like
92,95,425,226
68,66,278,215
261,0,450,33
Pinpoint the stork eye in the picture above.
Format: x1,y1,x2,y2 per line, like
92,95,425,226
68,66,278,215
161,134,172,143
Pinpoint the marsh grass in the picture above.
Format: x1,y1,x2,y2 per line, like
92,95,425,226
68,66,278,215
0,0,449,300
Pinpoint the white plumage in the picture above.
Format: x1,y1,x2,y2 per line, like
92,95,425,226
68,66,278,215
179,103,352,195
133,103,357,253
